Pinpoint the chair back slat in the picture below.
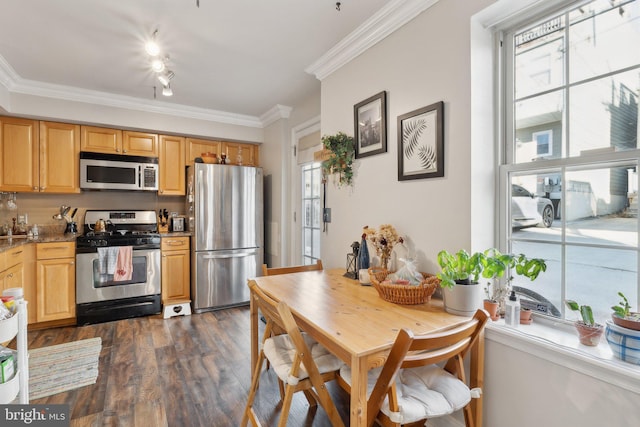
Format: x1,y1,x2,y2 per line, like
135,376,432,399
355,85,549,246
366,309,489,427
262,260,323,276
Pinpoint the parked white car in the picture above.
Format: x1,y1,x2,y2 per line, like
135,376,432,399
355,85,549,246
511,184,554,228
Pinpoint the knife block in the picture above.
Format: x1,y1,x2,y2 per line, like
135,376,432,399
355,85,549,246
158,218,169,233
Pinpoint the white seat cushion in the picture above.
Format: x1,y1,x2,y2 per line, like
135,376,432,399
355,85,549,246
264,333,343,384
340,364,471,423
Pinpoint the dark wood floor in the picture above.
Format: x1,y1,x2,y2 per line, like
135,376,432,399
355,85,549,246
26,306,351,427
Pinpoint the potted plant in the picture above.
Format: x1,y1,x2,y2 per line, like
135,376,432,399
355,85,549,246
437,249,487,316
611,291,640,331
482,249,546,323
321,132,355,187
565,300,604,346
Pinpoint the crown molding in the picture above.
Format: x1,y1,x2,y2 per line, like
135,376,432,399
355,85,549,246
0,55,265,128
260,104,293,127
306,0,441,81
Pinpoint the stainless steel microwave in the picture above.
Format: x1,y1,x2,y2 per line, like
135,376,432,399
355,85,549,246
80,152,158,191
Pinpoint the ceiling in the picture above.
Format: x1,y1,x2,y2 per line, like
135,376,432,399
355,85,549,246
0,0,394,123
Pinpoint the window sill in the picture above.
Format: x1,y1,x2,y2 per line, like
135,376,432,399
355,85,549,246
485,314,640,393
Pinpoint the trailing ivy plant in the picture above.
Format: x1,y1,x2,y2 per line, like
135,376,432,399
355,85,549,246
321,132,355,187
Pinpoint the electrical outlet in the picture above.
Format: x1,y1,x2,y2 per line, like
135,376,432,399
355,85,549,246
323,208,331,223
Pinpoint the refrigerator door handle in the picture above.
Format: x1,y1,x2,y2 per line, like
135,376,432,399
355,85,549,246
202,251,256,259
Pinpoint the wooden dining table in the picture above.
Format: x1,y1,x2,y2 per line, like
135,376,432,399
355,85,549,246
249,268,485,427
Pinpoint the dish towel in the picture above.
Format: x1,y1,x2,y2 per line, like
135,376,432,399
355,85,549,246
97,247,120,275
114,246,133,281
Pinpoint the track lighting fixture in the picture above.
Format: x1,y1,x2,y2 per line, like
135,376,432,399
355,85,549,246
145,29,160,56
145,30,177,98
158,71,175,86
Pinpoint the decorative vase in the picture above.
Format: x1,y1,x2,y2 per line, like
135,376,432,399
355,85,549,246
574,322,604,346
483,300,500,321
358,234,370,273
380,252,390,271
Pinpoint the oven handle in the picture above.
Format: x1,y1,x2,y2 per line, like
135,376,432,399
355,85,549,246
201,251,255,259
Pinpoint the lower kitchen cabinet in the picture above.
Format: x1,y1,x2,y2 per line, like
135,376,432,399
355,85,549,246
161,236,190,303
36,242,75,322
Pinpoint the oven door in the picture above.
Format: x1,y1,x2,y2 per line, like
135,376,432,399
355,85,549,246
76,248,160,304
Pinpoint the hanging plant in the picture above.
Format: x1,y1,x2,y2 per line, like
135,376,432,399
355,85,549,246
321,132,355,187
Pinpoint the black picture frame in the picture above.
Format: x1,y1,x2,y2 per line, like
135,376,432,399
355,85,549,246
397,101,444,181
354,91,387,159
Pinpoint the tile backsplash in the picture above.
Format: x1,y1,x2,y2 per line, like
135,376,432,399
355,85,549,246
6,191,184,234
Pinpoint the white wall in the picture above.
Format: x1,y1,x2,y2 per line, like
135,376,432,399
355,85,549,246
319,0,639,426
320,0,494,275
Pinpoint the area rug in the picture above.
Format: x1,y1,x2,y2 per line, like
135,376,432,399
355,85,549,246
29,337,102,400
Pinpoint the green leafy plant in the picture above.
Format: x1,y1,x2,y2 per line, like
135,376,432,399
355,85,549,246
436,249,486,288
611,292,640,320
321,132,355,187
565,300,596,327
438,248,547,293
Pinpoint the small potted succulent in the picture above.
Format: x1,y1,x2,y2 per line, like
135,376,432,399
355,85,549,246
565,300,604,346
611,292,640,331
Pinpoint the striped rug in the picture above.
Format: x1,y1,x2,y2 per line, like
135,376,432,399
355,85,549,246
29,337,102,400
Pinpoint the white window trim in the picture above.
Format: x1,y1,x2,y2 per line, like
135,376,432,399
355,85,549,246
474,0,640,386
486,316,640,394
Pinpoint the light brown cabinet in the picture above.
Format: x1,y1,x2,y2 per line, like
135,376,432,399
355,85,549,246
0,116,39,192
186,137,222,165
39,121,81,193
186,137,259,166
81,126,158,157
161,236,190,303
0,118,79,193
35,242,75,323
0,246,24,295
159,135,186,196
223,141,259,166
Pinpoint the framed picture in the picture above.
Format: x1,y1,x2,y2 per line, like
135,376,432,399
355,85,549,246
354,91,387,159
397,101,444,181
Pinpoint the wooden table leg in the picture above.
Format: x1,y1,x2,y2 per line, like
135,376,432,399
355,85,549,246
250,292,258,377
470,328,485,427
350,355,368,426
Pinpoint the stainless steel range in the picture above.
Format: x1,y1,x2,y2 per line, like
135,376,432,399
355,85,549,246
76,210,161,325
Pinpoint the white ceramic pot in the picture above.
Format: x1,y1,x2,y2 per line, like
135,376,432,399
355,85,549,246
442,283,483,316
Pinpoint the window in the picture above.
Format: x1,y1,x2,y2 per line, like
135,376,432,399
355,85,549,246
301,162,322,265
502,0,640,324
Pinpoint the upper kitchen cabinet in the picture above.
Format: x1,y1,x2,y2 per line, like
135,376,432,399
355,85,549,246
223,142,259,166
186,137,221,165
81,126,158,157
159,135,186,196
123,130,158,157
0,117,79,193
186,137,260,166
0,117,39,192
39,121,81,193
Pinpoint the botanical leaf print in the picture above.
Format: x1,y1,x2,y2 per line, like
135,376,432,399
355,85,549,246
403,119,427,158
417,145,437,170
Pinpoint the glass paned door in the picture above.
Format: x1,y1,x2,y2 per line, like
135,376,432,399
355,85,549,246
301,162,322,265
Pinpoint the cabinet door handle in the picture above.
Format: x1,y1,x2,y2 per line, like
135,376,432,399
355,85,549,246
70,261,74,265
11,250,23,256
33,186,38,190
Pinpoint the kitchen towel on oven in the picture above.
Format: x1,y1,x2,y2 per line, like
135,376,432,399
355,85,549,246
97,247,120,275
114,246,133,281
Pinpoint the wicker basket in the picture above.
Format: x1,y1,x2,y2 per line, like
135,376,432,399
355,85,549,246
368,267,439,305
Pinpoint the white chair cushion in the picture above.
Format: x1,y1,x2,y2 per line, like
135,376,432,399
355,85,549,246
340,364,471,423
264,333,343,384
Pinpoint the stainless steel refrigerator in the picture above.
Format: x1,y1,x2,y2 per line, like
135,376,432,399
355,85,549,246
186,163,263,312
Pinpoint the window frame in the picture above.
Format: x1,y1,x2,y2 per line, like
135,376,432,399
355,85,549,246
498,0,640,321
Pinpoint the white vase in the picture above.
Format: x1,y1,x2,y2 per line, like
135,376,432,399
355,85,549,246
442,283,483,316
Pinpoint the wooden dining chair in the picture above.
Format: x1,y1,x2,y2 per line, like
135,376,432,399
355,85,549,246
338,309,489,427
243,279,345,427
261,259,323,276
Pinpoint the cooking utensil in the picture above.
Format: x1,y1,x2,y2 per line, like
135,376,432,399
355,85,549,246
70,208,78,219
